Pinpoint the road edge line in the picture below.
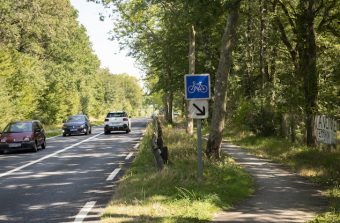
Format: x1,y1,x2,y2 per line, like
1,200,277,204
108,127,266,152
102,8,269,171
74,201,96,223
106,168,121,181
125,152,134,160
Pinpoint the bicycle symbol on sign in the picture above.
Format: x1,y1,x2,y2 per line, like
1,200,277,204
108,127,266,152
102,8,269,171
187,81,208,94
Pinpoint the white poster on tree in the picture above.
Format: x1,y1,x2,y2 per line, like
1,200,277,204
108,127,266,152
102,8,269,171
315,115,337,145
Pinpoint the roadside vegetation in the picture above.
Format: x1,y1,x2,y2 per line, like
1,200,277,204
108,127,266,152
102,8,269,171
44,125,63,138
0,1,145,131
224,128,340,222
101,123,254,223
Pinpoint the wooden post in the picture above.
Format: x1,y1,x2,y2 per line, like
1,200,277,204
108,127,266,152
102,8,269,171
151,133,164,170
151,115,165,170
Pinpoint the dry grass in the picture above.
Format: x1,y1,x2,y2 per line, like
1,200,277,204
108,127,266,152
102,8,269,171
101,123,253,223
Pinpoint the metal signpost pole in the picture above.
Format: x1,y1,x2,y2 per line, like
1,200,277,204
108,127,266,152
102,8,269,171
197,119,203,182
185,74,210,183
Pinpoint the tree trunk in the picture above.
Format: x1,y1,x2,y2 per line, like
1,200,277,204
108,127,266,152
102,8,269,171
259,0,269,85
206,0,241,160
296,0,318,147
163,94,169,122
281,113,289,139
181,95,186,118
269,46,277,103
163,90,173,124
290,114,296,143
186,25,195,135
244,0,253,98
168,90,173,123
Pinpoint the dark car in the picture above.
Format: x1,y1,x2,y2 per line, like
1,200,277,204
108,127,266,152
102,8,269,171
0,120,46,153
62,115,91,136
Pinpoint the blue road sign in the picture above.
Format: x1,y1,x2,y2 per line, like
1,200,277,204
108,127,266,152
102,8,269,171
185,74,210,100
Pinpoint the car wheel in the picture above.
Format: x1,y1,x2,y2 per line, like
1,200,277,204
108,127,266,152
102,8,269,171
32,142,38,152
89,127,92,134
104,130,110,135
63,133,67,137
41,139,46,149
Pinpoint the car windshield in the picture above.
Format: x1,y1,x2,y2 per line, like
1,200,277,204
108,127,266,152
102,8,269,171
66,116,85,122
3,122,32,133
107,113,126,118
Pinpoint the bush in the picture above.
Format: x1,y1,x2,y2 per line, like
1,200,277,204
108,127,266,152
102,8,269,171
233,99,277,136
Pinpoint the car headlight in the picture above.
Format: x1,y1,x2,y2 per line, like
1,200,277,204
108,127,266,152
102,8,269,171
0,138,6,143
23,136,31,142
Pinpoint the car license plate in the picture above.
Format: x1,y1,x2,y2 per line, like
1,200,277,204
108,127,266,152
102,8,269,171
9,143,21,148
70,129,77,131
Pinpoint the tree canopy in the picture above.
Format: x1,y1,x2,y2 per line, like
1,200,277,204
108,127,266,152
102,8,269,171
111,0,339,150
0,0,338,150
0,0,144,128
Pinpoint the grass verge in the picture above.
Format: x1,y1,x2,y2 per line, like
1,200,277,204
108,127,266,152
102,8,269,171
44,125,62,138
224,131,339,222
91,120,103,126
101,123,254,223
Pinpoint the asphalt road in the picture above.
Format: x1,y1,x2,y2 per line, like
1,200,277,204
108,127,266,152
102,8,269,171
0,118,148,223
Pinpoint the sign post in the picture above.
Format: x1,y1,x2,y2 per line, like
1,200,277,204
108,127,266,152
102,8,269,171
185,74,210,182
196,118,203,182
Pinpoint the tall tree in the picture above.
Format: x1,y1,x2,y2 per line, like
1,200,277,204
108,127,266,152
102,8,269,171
274,0,339,146
206,0,242,159
186,25,195,134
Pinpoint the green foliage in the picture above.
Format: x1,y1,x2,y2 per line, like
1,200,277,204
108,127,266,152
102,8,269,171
0,0,145,129
102,123,253,222
112,0,229,118
224,0,339,143
112,0,337,140
99,71,144,117
233,99,278,136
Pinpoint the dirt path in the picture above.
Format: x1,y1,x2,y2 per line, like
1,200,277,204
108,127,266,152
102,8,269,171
211,143,328,223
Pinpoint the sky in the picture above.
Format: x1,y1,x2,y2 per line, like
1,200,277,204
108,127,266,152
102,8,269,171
70,0,143,80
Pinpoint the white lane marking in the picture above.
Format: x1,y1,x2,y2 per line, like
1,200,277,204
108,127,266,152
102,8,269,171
133,143,139,149
106,168,121,181
125,152,133,160
74,201,96,223
0,133,103,178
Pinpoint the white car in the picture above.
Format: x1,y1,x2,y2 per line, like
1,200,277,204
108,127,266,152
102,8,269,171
104,111,131,134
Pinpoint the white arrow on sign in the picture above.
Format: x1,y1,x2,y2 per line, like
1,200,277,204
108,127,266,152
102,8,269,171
188,100,209,119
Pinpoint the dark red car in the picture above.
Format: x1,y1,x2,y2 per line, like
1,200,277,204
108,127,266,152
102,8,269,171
0,120,46,153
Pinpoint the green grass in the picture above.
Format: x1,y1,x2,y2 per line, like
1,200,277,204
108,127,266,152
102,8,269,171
101,124,254,223
91,120,103,126
44,125,62,138
224,130,340,222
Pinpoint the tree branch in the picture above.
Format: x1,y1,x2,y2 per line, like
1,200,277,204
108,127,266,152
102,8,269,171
317,0,338,32
275,16,298,67
276,0,297,35
314,0,324,15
